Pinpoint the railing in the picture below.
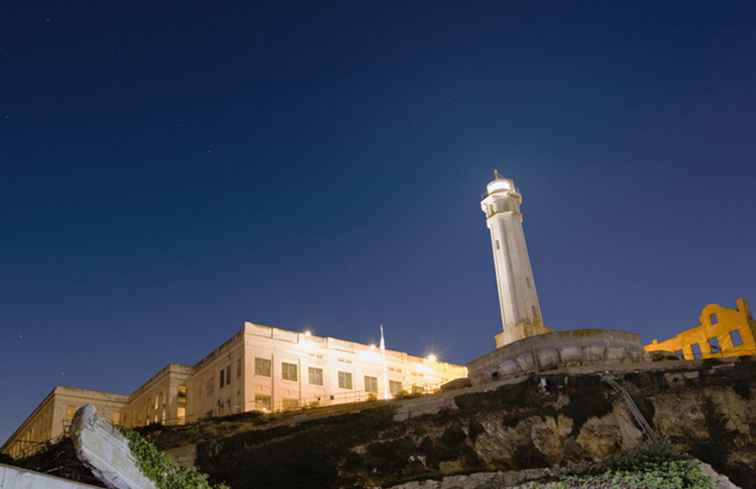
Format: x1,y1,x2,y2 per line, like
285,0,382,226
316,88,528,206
603,376,657,442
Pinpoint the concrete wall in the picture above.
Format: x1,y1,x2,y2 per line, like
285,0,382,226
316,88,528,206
646,298,756,360
187,331,246,421
0,463,103,489
124,364,192,427
467,329,645,385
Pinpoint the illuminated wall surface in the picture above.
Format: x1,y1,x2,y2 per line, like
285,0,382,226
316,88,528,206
2,324,466,458
645,298,756,361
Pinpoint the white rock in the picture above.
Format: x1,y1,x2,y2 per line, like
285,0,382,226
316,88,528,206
71,405,157,489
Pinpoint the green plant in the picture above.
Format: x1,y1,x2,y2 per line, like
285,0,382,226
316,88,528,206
119,426,229,489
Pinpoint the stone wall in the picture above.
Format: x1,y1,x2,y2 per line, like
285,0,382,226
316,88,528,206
467,329,645,385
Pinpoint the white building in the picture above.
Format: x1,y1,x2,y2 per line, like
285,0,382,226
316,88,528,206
481,171,550,347
186,322,467,419
3,323,466,458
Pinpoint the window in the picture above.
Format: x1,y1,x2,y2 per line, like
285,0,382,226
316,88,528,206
66,406,76,419
674,350,684,359
255,358,272,377
690,343,702,359
282,399,300,411
495,240,500,250
364,376,378,394
226,365,231,385
526,277,532,289
389,380,402,396
710,313,718,325
708,337,721,354
282,362,298,381
338,371,353,390
730,330,744,347
308,367,324,386
220,368,225,388
237,358,242,379
254,394,272,411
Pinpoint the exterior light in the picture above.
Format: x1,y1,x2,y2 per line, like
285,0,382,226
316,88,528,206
303,330,312,336
369,344,376,349
426,354,437,363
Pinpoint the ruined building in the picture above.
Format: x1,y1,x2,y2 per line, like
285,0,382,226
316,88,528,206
645,297,756,360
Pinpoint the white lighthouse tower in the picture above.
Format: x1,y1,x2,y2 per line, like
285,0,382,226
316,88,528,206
481,170,550,348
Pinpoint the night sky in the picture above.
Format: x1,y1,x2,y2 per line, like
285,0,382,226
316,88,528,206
2,2,755,443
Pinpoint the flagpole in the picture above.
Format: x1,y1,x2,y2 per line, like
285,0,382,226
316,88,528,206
380,324,390,400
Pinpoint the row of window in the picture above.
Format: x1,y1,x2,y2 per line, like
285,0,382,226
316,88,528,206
253,358,402,392
677,330,744,359
251,379,405,412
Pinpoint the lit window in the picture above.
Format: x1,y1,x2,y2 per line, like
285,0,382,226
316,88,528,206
730,330,744,347
708,337,720,354
282,362,298,382
710,313,718,325
254,358,272,377
254,394,272,411
690,343,702,359
389,380,402,396
308,367,324,386
338,371,353,390
364,376,378,393
65,406,76,419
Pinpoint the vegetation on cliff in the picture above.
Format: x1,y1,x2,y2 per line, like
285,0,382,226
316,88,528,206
119,426,229,489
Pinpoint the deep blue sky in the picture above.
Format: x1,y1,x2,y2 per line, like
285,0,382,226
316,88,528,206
2,2,755,443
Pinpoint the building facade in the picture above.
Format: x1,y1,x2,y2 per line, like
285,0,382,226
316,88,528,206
2,323,466,458
1,386,128,459
480,171,551,348
186,323,466,420
645,297,756,360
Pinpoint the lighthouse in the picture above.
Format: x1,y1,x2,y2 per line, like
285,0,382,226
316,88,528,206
481,170,551,348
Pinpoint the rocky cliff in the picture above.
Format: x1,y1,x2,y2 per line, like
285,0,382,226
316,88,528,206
188,359,754,489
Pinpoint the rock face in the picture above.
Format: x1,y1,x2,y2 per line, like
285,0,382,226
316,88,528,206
70,405,157,489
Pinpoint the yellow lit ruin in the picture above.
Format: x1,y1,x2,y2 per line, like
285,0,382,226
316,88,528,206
645,297,756,360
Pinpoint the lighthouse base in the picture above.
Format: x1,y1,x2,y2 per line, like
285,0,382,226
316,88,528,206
496,322,553,348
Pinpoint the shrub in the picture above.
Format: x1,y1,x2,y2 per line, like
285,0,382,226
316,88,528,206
119,427,229,489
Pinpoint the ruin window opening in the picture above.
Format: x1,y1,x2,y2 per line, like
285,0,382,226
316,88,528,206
708,337,720,354
710,313,718,325
730,330,743,346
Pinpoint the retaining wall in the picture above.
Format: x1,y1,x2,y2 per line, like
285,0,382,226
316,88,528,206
467,329,646,385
